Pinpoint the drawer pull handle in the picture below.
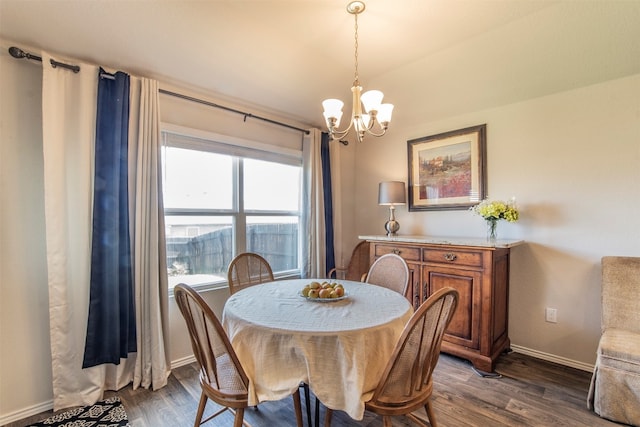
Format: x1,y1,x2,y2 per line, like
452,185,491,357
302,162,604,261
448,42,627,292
444,253,457,261
392,249,401,255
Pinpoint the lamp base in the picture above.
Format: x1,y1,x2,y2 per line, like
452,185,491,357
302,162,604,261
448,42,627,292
385,219,400,236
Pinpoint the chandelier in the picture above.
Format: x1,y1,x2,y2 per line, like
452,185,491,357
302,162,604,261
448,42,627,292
322,1,394,144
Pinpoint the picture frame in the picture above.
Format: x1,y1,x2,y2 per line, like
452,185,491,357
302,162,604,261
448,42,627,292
407,124,486,211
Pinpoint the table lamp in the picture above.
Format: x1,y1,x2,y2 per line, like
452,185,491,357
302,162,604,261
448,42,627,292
378,181,406,236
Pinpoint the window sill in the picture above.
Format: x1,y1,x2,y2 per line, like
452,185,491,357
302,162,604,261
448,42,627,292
168,271,302,297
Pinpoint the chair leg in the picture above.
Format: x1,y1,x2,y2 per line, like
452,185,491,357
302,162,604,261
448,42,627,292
323,408,333,427
194,391,207,427
382,416,393,427
233,407,245,427
302,383,312,427
293,390,304,427
425,400,438,427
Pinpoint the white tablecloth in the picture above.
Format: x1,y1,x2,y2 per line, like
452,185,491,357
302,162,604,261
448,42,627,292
222,278,413,420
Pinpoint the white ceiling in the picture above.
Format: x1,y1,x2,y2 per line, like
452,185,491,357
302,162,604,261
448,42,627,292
1,0,639,128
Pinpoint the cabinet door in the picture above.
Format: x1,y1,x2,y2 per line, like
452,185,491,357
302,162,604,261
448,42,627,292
424,265,482,350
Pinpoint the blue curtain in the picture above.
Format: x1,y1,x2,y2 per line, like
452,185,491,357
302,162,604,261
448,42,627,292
83,69,136,368
321,132,335,275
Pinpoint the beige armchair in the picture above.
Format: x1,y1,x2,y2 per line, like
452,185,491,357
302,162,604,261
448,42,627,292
588,256,640,426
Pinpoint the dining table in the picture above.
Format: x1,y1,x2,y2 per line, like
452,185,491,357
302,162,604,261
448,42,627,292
221,278,413,422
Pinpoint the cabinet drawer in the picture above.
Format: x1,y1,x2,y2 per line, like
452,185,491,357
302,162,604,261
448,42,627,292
373,244,421,262
423,248,483,267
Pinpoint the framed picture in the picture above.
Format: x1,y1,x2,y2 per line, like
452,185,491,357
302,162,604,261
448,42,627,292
407,124,486,211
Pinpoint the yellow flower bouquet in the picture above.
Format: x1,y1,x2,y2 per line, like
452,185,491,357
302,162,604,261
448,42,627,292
471,198,519,241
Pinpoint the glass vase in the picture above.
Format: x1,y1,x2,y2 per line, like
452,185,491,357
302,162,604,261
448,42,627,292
486,219,498,243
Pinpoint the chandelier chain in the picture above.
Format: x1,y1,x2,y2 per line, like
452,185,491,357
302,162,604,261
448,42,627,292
353,12,359,87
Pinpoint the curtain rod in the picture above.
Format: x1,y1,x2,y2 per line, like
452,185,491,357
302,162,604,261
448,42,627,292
8,45,310,135
9,46,80,73
158,89,309,135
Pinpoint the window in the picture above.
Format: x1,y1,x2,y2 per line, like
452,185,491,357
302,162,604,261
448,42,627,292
162,128,302,290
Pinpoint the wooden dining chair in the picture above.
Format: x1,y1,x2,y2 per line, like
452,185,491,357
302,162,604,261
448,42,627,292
174,283,304,427
227,252,274,295
323,287,459,427
364,253,410,297
327,240,370,281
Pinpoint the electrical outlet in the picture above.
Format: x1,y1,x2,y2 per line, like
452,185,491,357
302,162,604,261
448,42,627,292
545,307,557,323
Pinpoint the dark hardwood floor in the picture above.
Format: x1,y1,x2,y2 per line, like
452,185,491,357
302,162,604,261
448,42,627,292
8,352,628,427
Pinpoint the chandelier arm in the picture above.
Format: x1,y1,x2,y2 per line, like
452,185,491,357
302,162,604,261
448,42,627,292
355,114,388,138
328,120,355,140
366,112,377,131
364,127,389,138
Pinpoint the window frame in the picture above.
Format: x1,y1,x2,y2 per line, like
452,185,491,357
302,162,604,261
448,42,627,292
161,124,303,293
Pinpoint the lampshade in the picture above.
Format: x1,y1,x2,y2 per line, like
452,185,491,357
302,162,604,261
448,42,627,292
322,99,344,118
376,103,394,124
360,90,384,113
378,181,406,205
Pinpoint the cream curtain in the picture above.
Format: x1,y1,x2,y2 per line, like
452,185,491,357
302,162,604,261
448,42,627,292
41,52,114,410
128,77,171,390
42,54,169,410
302,128,326,278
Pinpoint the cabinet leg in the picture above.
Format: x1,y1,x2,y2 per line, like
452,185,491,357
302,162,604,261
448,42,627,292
471,365,502,378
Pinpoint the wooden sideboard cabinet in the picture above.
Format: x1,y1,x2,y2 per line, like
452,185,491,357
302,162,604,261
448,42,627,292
361,235,523,373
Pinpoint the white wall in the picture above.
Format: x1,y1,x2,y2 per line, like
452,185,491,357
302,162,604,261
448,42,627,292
340,73,640,368
0,42,53,420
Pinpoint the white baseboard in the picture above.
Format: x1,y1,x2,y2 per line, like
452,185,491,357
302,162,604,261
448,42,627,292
0,399,53,426
510,344,595,372
171,354,196,369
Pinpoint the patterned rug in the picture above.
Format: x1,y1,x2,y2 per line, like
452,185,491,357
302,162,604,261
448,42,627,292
29,396,130,427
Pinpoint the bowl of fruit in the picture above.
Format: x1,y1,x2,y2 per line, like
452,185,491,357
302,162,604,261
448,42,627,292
299,281,348,302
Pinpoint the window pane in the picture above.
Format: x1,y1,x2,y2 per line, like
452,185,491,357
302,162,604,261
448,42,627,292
246,216,299,273
163,147,233,210
162,128,304,289
244,158,300,211
165,216,233,288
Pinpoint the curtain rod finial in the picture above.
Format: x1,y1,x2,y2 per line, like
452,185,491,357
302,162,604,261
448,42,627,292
9,46,42,63
9,46,26,59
